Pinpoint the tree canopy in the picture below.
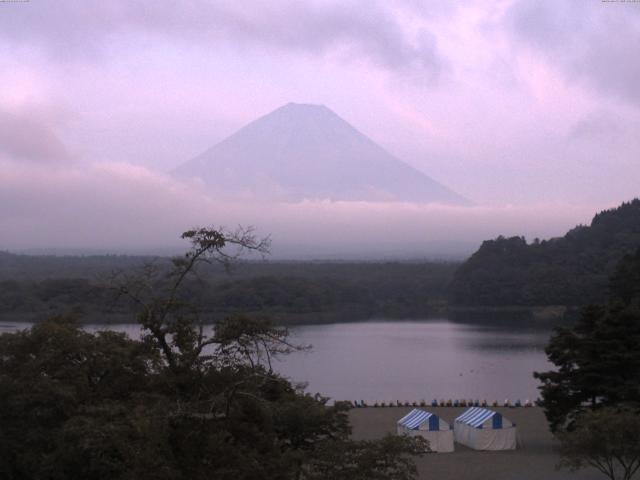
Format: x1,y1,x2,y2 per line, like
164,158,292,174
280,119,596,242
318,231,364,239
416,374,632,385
534,247,640,432
0,227,425,480
558,407,640,480
449,199,640,307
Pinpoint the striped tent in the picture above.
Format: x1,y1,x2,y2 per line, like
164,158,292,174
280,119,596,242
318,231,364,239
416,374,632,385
397,409,454,453
454,407,516,450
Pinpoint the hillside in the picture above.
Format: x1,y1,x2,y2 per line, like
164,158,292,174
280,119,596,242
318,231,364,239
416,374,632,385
173,103,469,205
449,199,640,306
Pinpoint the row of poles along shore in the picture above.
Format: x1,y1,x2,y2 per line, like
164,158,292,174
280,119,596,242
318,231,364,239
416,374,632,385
349,398,538,408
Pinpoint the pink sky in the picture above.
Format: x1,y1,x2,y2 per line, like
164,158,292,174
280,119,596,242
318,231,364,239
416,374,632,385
0,0,638,256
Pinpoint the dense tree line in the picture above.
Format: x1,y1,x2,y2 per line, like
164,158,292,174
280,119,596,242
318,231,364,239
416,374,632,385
0,251,154,281
449,199,640,307
0,259,457,324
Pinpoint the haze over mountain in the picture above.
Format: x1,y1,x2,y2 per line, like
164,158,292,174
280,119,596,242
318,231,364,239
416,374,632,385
173,103,470,205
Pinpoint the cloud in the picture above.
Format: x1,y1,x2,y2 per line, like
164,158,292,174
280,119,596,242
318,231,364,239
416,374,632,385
507,0,640,107
0,155,601,258
0,0,446,79
0,106,71,163
568,109,625,141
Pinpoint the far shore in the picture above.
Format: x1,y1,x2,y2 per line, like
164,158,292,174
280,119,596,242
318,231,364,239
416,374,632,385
0,305,574,327
447,305,575,323
349,406,600,480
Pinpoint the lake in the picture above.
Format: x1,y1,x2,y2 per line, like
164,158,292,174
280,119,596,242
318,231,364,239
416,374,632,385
0,319,552,404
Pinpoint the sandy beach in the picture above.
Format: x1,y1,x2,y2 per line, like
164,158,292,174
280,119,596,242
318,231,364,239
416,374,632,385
349,407,603,480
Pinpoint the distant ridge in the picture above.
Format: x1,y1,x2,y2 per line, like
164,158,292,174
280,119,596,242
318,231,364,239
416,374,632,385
173,103,470,205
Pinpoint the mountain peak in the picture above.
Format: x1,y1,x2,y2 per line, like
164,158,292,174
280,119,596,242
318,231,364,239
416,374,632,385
280,102,328,110
173,104,470,205
262,102,339,124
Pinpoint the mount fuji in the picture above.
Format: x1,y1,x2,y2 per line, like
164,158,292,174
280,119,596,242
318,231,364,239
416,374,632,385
173,103,469,205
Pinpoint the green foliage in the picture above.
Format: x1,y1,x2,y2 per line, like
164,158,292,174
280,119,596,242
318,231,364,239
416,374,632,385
0,228,424,480
302,435,427,480
535,248,640,432
0,315,158,479
0,258,457,324
558,407,640,480
450,199,640,306
610,250,640,306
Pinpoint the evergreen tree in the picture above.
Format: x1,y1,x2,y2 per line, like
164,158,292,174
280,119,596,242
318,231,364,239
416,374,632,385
535,248,640,431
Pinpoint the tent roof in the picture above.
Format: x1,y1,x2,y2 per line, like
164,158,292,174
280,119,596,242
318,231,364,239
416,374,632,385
455,407,501,428
397,409,436,430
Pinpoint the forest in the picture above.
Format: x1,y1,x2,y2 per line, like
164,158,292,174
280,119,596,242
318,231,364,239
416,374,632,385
449,199,640,307
0,253,457,324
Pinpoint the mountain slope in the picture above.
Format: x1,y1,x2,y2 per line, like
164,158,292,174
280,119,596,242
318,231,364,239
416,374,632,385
449,199,640,306
173,103,469,205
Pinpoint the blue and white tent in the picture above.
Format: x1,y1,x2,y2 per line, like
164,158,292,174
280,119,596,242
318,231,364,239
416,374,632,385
397,409,454,452
454,407,516,450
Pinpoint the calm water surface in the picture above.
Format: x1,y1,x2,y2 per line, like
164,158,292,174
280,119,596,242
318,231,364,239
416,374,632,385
0,319,551,403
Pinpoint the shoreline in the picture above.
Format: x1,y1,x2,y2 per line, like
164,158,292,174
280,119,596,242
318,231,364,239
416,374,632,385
0,306,572,326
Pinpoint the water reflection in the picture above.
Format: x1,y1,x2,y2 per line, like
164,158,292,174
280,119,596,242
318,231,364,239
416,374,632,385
279,320,551,403
0,319,552,403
